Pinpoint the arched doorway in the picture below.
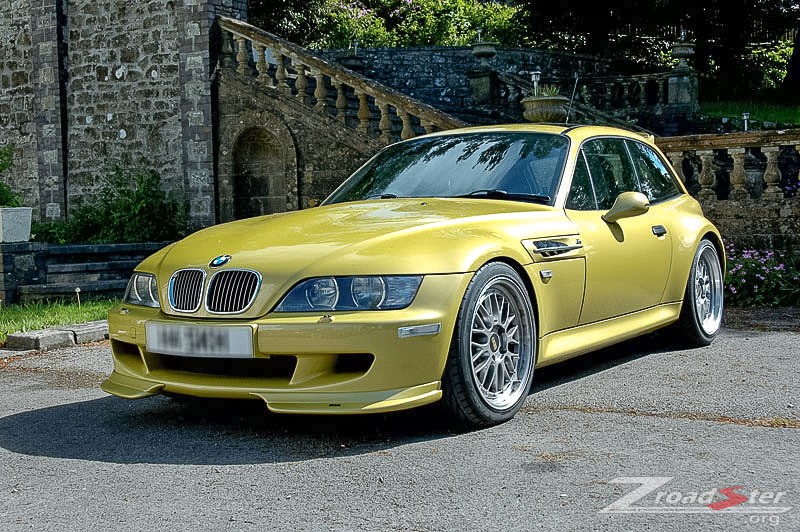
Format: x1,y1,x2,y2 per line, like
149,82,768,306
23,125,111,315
231,127,286,219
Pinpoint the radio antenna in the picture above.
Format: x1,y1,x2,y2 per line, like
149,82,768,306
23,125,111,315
565,72,579,125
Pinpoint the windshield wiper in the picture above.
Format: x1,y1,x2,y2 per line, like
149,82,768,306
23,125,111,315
460,189,551,204
367,193,400,199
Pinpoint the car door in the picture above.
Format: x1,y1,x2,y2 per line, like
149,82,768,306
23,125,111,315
564,137,673,325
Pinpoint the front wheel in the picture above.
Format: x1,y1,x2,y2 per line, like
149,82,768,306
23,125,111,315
441,262,537,427
675,239,724,347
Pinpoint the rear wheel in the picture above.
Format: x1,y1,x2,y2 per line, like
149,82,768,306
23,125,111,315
441,262,536,427
675,239,724,347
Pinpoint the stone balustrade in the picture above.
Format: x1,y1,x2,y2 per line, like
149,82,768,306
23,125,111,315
655,130,800,201
217,17,467,144
495,72,654,133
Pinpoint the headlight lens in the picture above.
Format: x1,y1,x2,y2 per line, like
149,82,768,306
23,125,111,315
275,275,422,312
124,272,160,308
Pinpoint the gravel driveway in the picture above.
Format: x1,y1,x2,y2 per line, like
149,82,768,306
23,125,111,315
0,326,797,531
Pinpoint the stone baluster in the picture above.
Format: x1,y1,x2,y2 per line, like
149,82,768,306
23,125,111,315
421,120,437,134
761,146,783,199
274,53,290,95
377,100,393,144
398,109,414,140
313,70,327,111
220,30,235,69
657,78,667,104
254,45,272,87
665,151,686,182
638,79,647,106
234,36,250,75
294,61,310,105
728,147,749,200
333,79,347,122
355,90,371,135
696,150,716,199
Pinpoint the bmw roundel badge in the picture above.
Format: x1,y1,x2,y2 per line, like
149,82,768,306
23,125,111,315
209,254,231,268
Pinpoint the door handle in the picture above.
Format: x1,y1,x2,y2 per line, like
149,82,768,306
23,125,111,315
651,225,667,237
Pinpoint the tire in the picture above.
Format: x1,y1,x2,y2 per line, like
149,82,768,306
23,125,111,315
674,239,724,347
441,262,537,427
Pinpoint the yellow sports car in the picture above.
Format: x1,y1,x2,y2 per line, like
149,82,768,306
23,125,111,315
103,124,724,426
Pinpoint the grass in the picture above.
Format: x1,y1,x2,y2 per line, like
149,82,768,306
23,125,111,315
700,100,800,125
0,299,119,346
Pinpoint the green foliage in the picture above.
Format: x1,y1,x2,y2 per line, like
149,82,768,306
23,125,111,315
32,165,188,244
310,0,525,48
725,245,800,307
537,84,561,96
743,40,794,91
0,144,22,208
700,100,800,125
0,299,118,345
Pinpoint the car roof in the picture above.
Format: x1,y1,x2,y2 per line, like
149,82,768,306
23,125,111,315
420,124,657,147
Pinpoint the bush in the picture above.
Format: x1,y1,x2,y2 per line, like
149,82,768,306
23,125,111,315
311,0,525,48
725,244,800,307
0,144,22,208
32,165,188,244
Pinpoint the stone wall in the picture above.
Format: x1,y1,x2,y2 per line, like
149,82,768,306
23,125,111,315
216,70,382,219
319,47,612,122
0,0,246,229
0,0,40,214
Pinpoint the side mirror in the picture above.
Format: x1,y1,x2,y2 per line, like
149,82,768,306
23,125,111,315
602,191,650,223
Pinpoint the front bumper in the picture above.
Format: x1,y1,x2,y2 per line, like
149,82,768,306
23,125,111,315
102,273,471,414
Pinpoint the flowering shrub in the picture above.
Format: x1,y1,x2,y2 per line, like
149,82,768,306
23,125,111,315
724,244,800,307
313,0,524,49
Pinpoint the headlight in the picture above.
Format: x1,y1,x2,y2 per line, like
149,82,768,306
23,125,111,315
275,275,422,312
124,272,160,308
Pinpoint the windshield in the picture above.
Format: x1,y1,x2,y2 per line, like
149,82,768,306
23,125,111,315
324,132,569,206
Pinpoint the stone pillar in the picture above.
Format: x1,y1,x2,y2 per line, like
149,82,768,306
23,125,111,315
728,148,749,200
696,150,716,200
665,151,685,182
177,0,246,229
29,0,68,221
761,146,783,200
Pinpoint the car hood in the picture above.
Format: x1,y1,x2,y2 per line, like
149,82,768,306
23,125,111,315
142,199,577,318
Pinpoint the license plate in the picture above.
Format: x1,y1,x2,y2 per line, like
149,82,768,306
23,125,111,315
145,322,253,358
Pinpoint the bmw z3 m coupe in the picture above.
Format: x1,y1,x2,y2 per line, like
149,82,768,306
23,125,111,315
103,124,725,426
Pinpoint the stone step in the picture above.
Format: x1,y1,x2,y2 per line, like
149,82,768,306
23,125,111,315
47,260,141,274
17,279,129,303
46,260,140,284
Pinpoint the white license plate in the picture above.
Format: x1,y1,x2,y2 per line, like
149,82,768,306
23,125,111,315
145,322,253,358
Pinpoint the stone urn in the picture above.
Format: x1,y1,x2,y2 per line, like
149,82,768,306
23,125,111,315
520,95,569,123
0,207,33,242
471,41,497,68
671,41,695,70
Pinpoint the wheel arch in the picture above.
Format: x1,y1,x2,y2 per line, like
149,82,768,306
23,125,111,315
701,230,726,274
478,256,541,341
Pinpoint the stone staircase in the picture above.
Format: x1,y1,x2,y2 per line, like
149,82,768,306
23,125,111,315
217,17,468,145
15,243,168,303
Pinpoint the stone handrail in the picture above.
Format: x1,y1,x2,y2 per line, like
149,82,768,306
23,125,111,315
654,130,800,200
496,71,654,134
217,16,467,143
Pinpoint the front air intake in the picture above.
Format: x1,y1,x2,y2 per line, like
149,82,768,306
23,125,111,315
206,269,261,314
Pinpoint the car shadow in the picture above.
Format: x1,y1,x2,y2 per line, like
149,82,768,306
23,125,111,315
0,331,678,465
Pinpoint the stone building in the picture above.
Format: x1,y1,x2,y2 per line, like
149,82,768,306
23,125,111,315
1,0,702,230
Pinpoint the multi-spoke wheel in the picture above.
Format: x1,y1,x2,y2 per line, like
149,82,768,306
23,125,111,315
442,262,536,427
675,239,724,347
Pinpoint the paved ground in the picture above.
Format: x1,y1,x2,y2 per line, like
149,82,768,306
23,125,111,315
0,326,797,531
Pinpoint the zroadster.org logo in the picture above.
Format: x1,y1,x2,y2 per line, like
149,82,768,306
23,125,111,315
600,477,792,516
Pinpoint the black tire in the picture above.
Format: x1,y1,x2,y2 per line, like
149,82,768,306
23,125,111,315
441,262,537,428
674,239,724,347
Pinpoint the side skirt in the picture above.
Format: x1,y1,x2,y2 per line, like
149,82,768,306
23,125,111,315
536,302,682,368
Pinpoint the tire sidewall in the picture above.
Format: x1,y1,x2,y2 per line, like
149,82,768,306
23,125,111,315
453,263,537,422
685,239,722,344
